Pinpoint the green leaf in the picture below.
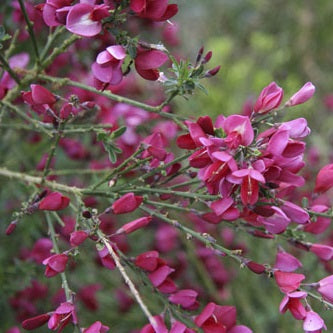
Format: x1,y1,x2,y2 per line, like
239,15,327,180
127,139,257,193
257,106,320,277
110,126,126,139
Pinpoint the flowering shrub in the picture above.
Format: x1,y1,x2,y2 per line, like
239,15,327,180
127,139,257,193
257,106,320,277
0,1,333,332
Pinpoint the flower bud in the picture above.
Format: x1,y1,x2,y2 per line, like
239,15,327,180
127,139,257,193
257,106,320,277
254,81,283,114
285,82,315,107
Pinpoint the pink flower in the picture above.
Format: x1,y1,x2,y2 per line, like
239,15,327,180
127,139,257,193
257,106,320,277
303,311,326,332
210,197,240,221
222,115,254,149
258,207,290,234
280,201,309,224
168,289,199,309
194,303,241,332
97,245,116,270
135,49,168,80
115,216,152,235
112,192,144,214
42,0,73,27
130,0,178,21
140,315,168,333
170,321,195,333
317,275,333,303
286,82,315,107
314,164,333,193
230,168,265,205
39,192,70,211
66,3,109,37
274,250,302,272
82,321,109,333
253,81,283,114
70,230,89,247
310,244,333,261
42,253,68,277
275,271,305,293
48,302,77,331
279,291,307,320
92,45,126,85
148,265,175,288
135,251,160,271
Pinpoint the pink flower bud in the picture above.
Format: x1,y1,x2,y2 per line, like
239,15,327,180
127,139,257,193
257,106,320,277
30,84,56,105
246,261,266,274
253,81,283,114
314,163,333,193
317,275,333,303
116,216,152,235
286,82,315,107
5,220,17,235
70,230,89,247
204,65,221,77
39,192,70,211
22,313,50,330
112,193,143,214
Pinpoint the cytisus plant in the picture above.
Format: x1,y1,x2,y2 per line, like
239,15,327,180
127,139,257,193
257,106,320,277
0,1,332,332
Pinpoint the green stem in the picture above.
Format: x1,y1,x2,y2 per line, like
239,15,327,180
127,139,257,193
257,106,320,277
37,74,186,121
121,186,219,200
40,26,66,61
1,101,53,137
0,52,20,84
0,123,113,134
42,122,64,181
17,0,40,64
91,145,145,190
0,167,83,195
141,205,243,262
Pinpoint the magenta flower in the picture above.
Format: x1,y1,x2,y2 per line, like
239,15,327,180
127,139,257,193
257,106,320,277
314,163,333,193
230,168,265,206
141,315,168,333
279,291,307,320
48,302,77,331
70,230,89,247
42,253,68,278
42,0,73,27
112,192,143,214
170,321,195,333
317,275,333,303
274,250,302,272
303,311,326,332
97,245,116,270
223,115,254,149
92,45,126,85
39,192,70,211
130,0,178,21
253,81,283,114
135,251,160,271
286,82,315,107
275,271,305,293
168,289,199,309
135,49,169,80
116,216,152,235
66,3,110,37
82,321,109,333
310,244,333,261
22,313,51,330
259,207,290,234
148,265,175,288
